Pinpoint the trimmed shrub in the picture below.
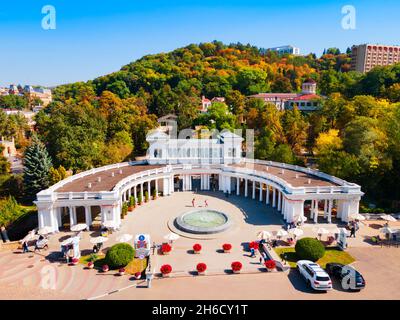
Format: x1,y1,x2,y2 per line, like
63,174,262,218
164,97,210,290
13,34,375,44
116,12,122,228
160,264,172,274
222,243,232,251
295,237,325,262
265,259,276,270
105,243,135,269
231,261,242,272
196,263,207,273
161,243,172,253
193,243,202,252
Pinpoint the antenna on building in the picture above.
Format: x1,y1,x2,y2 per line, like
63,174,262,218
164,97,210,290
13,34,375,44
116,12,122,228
111,172,115,177
97,177,101,183
88,183,92,189
307,179,311,184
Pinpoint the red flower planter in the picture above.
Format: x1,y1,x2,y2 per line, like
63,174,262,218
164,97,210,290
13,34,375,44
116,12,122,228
249,241,259,250
231,261,242,274
102,264,109,272
222,243,232,253
71,258,79,266
118,268,125,276
193,243,202,254
87,261,94,269
264,259,276,272
134,272,142,280
196,263,207,275
160,264,172,277
161,243,172,255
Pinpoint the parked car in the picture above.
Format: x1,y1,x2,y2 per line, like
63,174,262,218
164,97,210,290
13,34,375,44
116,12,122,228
325,263,366,291
297,260,332,292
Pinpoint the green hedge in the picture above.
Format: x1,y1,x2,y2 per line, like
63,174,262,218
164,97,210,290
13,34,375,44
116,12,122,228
295,237,325,262
105,243,135,269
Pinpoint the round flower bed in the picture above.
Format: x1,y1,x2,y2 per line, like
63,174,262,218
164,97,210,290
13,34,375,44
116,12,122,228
264,259,276,272
193,243,202,254
231,261,242,274
248,241,259,250
160,264,172,277
102,264,109,272
222,243,232,253
118,267,125,276
196,263,207,275
71,258,79,266
87,261,94,269
161,243,172,255
134,272,142,280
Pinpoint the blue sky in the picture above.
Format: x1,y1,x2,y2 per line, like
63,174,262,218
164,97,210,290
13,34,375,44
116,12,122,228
1,0,399,86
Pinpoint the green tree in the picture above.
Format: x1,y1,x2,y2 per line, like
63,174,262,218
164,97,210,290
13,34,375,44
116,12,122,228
23,136,53,200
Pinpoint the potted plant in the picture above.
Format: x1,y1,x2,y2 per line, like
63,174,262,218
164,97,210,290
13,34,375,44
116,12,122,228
138,195,142,205
128,196,136,211
144,191,149,203
160,264,172,277
134,272,142,280
71,258,79,266
118,267,125,276
102,264,109,272
196,263,207,275
231,261,242,274
264,259,276,272
161,243,172,255
121,203,128,219
193,243,202,254
222,243,232,253
152,188,157,200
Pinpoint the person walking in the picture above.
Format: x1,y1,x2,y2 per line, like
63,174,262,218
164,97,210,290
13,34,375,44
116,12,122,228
204,199,208,207
350,226,356,238
22,241,29,253
192,198,195,207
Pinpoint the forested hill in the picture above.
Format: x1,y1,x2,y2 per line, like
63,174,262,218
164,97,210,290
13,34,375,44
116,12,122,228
33,42,400,208
53,41,400,117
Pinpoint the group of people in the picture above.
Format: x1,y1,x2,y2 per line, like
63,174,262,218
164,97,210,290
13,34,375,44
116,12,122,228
21,235,48,253
191,198,208,208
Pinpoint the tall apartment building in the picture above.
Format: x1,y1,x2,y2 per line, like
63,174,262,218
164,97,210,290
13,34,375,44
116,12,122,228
351,44,400,73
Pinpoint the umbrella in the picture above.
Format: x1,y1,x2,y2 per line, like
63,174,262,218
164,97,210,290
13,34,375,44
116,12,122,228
102,221,118,229
20,231,38,243
350,213,366,221
164,232,180,241
275,229,288,238
257,231,272,240
70,223,88,232
289,228,304,238
60,237,74,246
296,215,307,223
37,227,52,235
381,215,397,222
379,227,393,234
116,234,133,243
90,236,109,244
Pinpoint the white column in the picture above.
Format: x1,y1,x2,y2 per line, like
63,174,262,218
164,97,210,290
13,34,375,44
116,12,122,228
324,200,328,219
278,191,282,211
266,185,270,205
245,179,248,197
85,206,92,230
155,179,158,197
259,182,263,202
252,180,255,199
140,183,144,200
219,174,223,191
170,176,174,194
128,188,131,200
69,206,75,227
282,197,286,219
134,185,137,202
236,178,240,196
314,200,318,223
56,207,62,228
147,181,151,199
272,188,276,207
227,176,231,194
327,199,333,223
49,206,58,232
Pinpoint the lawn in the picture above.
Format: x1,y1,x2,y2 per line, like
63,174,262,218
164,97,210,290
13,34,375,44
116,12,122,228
79,253,147,274
274,246,355,269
